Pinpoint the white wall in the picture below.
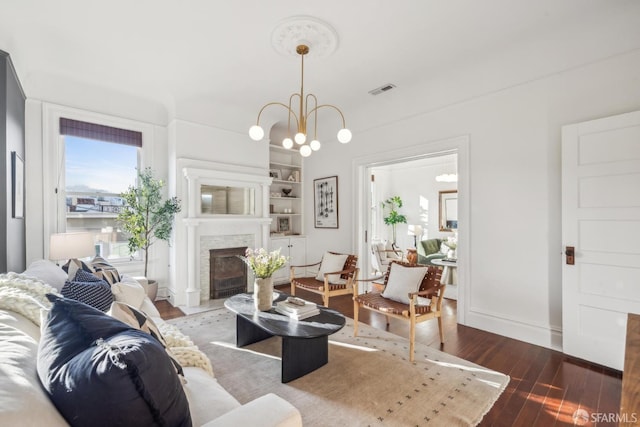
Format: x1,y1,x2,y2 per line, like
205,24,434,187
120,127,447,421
304,49,640,351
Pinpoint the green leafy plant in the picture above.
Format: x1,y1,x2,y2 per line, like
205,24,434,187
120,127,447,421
240,248,288,279
117,167,181,277
382,196,407,245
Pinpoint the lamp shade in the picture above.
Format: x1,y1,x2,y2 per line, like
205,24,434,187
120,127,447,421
407,224,423,237
49,232,95,261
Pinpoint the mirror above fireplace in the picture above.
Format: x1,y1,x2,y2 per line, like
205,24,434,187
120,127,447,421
201,185,256,215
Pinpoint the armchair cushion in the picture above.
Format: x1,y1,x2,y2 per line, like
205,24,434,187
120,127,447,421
381,263,428,304
315,252,349,284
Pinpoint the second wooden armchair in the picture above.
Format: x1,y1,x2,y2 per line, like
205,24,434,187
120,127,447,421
354,261,445,362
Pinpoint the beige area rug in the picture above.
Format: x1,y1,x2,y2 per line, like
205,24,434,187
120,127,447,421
169,308,509,426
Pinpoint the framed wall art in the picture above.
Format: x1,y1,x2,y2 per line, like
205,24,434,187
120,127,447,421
277,216,290,233
11,151,24,219
269,169,282,180
314,175,338,228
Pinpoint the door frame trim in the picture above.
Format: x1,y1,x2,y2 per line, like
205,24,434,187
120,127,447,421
351,134,470,325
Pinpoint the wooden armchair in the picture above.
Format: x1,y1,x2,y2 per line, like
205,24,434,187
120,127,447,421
353,261,444,362
290,252,359,307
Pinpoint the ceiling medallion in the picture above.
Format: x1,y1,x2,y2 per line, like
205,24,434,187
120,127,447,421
270,16,339,59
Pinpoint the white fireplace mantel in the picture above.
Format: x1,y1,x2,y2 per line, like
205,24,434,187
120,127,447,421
179,161,273,307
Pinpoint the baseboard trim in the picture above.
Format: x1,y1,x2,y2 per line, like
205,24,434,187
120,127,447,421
466,306,563,352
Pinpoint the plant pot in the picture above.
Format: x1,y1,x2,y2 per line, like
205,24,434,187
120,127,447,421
254,277,274,311
146,279,159,301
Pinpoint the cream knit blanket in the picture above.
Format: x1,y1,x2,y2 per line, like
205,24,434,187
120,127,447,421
0,272,59,324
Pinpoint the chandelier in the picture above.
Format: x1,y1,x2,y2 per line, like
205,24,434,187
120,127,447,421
248,43,352,157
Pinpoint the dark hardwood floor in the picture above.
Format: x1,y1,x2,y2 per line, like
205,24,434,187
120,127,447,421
155,287,622,427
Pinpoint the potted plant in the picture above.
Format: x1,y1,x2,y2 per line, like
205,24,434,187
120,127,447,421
382,196,407,246
117,167,181,299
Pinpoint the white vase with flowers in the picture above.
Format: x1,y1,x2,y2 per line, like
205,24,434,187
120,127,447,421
239,248,288,311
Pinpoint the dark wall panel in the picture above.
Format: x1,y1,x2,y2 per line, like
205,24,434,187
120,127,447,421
1,50,26,273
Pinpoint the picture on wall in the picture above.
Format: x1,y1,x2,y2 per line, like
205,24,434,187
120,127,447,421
11,151,24,219
277,216,290,233
269,169,282,180
314,175,338,228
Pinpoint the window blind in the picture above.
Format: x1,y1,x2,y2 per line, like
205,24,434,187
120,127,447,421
59,117,142,147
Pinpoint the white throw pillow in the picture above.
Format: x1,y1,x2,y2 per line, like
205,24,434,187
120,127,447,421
440,242,450,255
375,242,387,260
381,263,428,304
315,252,349,285
111,275,147,309
23,259,68,291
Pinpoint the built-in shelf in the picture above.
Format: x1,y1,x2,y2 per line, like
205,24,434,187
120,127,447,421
270,161,301,169
271,179,302,185
269,143,304,240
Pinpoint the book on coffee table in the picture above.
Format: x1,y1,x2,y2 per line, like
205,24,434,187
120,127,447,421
275,300,320,320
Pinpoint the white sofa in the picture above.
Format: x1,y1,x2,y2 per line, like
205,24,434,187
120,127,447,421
0,266,301,427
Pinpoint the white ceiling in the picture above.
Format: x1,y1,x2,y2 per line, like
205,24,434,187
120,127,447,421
1,1,639,137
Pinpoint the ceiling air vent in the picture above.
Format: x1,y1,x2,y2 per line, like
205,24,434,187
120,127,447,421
368,83,396,96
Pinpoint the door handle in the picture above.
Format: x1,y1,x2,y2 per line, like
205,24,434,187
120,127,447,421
565,246,575,265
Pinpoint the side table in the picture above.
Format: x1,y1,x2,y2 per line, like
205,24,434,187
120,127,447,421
431,258,458,300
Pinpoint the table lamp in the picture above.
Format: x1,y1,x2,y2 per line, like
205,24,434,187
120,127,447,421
49,232,95,265
407,225,423,248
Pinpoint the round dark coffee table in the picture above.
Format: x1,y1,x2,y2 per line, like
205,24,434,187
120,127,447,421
224,292,345,383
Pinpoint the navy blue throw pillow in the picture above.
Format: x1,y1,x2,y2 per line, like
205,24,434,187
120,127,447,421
61,270,113,312
37,295,191,427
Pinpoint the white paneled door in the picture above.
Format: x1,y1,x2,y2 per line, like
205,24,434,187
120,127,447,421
562,110,640,370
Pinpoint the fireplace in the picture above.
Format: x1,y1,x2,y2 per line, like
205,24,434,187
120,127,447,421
209,247,248,299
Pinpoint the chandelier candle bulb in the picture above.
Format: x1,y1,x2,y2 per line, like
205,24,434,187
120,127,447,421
282,138,294,149
337,128,352,144
300,145,312,157
249,125,264,141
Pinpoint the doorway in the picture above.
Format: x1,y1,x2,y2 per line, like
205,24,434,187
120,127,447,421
352,135,469,325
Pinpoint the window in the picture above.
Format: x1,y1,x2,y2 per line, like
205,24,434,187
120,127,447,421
60,118,141,261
